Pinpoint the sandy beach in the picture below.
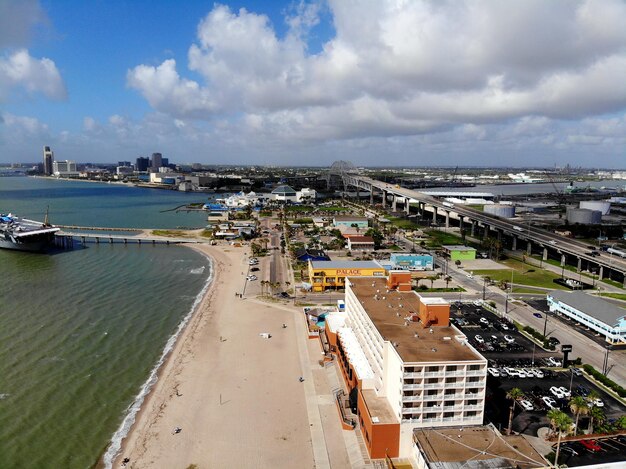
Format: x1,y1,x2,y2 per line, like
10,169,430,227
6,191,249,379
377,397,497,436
111,243,315,468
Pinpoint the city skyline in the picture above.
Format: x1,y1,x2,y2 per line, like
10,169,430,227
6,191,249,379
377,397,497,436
1,0,625,168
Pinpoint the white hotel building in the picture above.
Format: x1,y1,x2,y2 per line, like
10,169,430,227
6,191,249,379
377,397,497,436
547,290,626,344
325,275,487,459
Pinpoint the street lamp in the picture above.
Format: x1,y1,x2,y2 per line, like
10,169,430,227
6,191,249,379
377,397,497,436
602,344,613,376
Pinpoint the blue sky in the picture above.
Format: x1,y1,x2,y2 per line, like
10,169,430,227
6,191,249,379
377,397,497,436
1,0,625,168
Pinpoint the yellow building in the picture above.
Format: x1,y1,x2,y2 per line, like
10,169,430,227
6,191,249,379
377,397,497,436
307,260,386,292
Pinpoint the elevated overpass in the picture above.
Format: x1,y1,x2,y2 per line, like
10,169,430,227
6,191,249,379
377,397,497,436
342,174,626,286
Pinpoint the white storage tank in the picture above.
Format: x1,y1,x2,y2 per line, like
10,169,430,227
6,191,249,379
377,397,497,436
483,204,516,218
566,208,602,224
580,200,611,215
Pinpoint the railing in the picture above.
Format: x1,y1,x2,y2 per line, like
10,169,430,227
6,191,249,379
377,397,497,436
424,371,444,377
423,383,442,389
403,372,424,379
402,407,422,414
422,394,442,401
333,389,356,429
402,395,422,402
463,404,482,410
445,371,465,377
402,383,424,391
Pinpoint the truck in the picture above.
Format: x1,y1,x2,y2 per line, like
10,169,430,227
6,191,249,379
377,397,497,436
607,247,626,258
513,226,523,232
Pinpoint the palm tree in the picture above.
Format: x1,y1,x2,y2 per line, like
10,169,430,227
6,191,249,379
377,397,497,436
588,405,606,434
444,275,452,288
506,387,524,435
547,409,573,467
260,280,268,296
569,396,589,435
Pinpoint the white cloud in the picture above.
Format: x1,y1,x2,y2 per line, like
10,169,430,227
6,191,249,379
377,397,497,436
0,49,66,101
0,0,48,49
126,0,626,150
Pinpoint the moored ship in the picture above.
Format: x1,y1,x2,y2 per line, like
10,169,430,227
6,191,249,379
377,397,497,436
0,213,59,252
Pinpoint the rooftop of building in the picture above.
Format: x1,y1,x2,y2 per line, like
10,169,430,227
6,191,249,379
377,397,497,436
413,426,545,469
548,290,626,326
361,388,397,425
347,278,482,363
420,297,449,305
271,185,296,194
442,245,476,251
347,235,375,243
309,260,383,270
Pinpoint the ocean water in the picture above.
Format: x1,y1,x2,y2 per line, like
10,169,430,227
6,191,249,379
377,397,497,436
0,178,212,468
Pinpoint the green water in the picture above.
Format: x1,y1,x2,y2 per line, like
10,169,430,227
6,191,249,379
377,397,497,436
0,178,212,468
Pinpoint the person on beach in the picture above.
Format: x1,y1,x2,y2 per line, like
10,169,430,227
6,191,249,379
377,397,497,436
173,426,182,434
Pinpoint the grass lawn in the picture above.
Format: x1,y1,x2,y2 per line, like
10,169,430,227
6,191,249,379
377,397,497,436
285,205,314,212
598,293,626,301
388,216,421,230
318,205,348,212
424,229,466,247
473,258,567,290
601,278,625,290
151,229,194,238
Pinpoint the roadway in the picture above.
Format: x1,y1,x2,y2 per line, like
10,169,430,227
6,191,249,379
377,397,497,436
346,175,626,279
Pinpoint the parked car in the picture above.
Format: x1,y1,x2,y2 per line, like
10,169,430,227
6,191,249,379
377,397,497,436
589,398,604,407
250,267,260,271
558,386,571,398
475,335,484,344
571,367,583,376
519,400,534,411
479,317,489,324
550,386,566,399
542,396,557,409
529,369,544,378
246,275,257,281
546,357,562,367
579,439,602,452
500,323,510,331
504,335,515,343
487,368,500,377
560,445,579,456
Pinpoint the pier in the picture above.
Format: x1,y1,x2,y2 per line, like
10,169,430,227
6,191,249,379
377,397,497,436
54,228,209,248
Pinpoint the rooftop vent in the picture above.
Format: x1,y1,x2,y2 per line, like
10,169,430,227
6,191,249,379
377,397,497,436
429,328,434,334
431,348,437,352
393,342,399,347
443,336,451,341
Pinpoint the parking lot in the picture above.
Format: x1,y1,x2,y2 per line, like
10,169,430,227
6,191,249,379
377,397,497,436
553,435,626,466
452,300,626,462
451,302,559,364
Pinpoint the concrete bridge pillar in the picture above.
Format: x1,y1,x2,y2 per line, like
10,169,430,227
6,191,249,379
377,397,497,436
512,235,517,251
497,229,502,242
599,265,604,279
370,190,374,205
445,211,450,229
382,190,387,208
561,254,566,266
483,224,490,239
543,247,548,261
471,221,476,237
577,257,582,272
405,198,410,215
432,206,437,223
527,240,532,255
459,216,464,231
392,196,398,212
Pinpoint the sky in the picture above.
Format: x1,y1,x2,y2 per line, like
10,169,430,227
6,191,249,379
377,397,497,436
1,0,625,168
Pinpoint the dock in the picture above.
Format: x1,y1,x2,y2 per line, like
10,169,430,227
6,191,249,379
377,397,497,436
54,230,209,248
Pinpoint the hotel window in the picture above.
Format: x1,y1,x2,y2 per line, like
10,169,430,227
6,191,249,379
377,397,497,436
447,365,457,372
469,364,480,371
427,378,438,384
425,413,437,419
443,412,454,418
427,366,439,372
445,377,456,383
465,411,477,417
444,400,455,407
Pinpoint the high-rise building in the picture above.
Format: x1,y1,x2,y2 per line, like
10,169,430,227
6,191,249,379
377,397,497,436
151,152,163,169
43,146,54,175
135,157,149,172
118,161,131,167
324,273,487,459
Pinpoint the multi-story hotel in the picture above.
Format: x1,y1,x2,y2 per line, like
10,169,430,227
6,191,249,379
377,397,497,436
325,272,487,459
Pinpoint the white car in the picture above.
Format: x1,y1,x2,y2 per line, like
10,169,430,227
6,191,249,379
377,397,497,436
550,386,566,399
504,335,515,343
466,273,474,279
519,400,534,411
475,335,484,344
546,357,562,367
558,386,571,398
548,240,557,245
529,369,544,378
590,398,604,407
488,367,500,377
500,324,510,331
246,275,257,281
504,367,520,377
249,260,259,265
516,369,529,378
542,396,557,409
473,300,483,306
479,317,489,324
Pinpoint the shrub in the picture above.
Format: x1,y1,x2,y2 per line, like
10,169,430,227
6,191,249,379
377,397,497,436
583,364,626,397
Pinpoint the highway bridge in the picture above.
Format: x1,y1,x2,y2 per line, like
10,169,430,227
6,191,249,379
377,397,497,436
342,174,626,286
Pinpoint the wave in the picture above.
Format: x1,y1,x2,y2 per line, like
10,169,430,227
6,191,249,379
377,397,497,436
101,255,213,468
189,266,205,275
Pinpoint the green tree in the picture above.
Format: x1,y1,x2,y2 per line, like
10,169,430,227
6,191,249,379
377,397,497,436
364,228,384,248
569,396,589,435
506,387,524,435
454,259,461,268
444,275,452,289
547,409,573,467
588,405,606,434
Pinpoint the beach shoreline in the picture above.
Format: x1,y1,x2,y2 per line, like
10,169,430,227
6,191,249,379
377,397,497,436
109,243,314,468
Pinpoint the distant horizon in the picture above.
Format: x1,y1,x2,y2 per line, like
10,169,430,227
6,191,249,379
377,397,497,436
2,161,625,172
2,1,625,167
